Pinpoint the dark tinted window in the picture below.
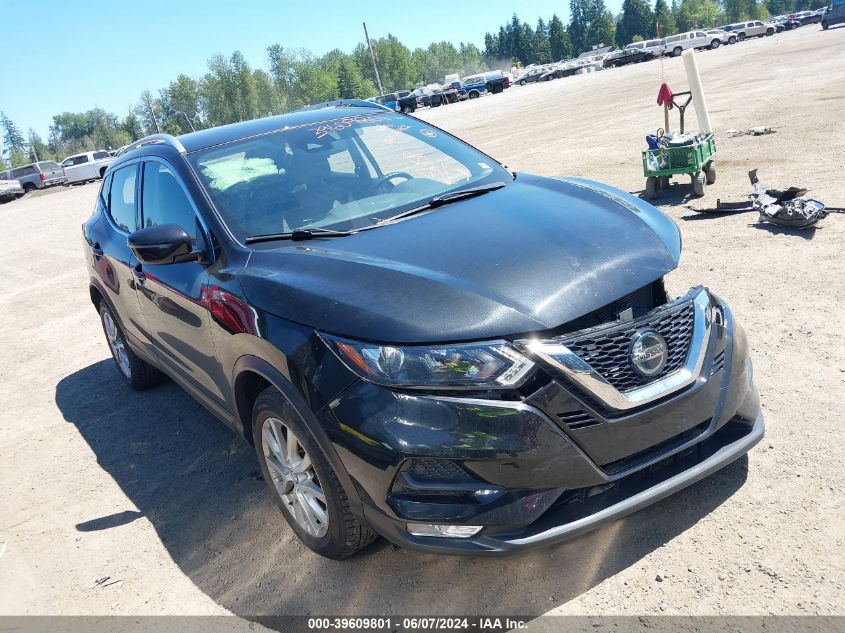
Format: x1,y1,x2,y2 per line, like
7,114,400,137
108,165,137,232
40,161,61,170
141,162,197,240
93,151,110,160
11,166,36,178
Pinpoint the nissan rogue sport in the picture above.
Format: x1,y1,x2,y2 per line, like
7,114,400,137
82,101,763,558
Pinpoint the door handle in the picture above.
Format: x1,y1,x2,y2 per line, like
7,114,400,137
132,264,146,283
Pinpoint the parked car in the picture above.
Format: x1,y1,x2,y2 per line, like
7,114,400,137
540,64,580,81
516,68,547,85
480,70,509,93
0,178,24,203
625,39,667,55
822,4,844,29
706,28,737,44
373,93,400,111
604,48,657,67
662,30,722,56
84,104,764,558
724,20,776,40
61,150,115,184
0,161,67,192
791,9,823,24
458,76,487,99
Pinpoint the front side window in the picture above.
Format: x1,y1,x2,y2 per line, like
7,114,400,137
189,113,507,242
141,162,197,241
108,165,137,232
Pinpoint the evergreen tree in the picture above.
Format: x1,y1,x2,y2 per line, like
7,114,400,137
549,14,574,60
617,0,656,44
654,0,678,36
337,57,365,98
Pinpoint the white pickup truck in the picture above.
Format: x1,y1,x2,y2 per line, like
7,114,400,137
60,150,114,184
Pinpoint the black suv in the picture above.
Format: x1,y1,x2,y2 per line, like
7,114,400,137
83,102,763,558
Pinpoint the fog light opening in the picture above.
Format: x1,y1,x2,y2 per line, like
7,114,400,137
407,523,483,538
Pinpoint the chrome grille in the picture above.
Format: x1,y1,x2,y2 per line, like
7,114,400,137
562,301,695,393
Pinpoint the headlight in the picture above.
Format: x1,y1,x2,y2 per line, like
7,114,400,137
320,334,535,389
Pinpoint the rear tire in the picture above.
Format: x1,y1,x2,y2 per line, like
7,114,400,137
729,36,737,44
766,28,774,36
23,183,36,193
99,302,164,390
692,172,706,197
645,176,658,200
673,46,683,57
738,32,747,41
519,79,527,86
252,387,377,559
710,39,720,49
822,21,828,30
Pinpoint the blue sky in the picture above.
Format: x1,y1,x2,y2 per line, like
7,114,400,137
2,0,623,139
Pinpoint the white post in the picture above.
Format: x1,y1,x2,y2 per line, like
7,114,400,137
682,49,713,134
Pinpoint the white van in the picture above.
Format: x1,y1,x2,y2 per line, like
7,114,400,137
661,30,722,56
624,39,667,56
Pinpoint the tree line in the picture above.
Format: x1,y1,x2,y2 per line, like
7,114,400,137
0,0,827,170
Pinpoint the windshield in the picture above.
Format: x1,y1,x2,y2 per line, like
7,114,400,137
189,112,508,242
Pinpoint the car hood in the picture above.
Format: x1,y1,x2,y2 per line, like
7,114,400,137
239,174,682,343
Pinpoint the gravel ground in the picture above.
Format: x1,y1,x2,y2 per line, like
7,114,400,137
0,26,842,621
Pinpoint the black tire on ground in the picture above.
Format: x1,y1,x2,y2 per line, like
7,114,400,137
692,171,706,197
401,105,413,114
23,183,36,193
673,46,683,56
705,161,717,185
468,91,479,99
711,39,720,49
766,28,774,36
251,387,378,559
738,32,746,41
645,176,658,200
659,176,671,190
822,21,828,30
519,79,527,86
729,36,738,44
98,302,164,390
99,167,107,178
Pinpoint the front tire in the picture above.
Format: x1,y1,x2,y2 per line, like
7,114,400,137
822,21,828,30
766,28,774,36
673,46,683,57
710,39,720,49
729,35,737,44
99,302,164,390
692,171,706,197
252,387,377,559
738,32,747,41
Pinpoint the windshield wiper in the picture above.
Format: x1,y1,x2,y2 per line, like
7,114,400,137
244,182,507,245
245,227,358,244
374,181,507,225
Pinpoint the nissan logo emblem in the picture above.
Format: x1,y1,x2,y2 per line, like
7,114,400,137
629,329,668,377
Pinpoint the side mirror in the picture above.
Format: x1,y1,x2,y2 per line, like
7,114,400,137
128,223,197,265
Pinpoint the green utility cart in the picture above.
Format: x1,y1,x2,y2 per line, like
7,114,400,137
642,133,716,199
642,89,716,200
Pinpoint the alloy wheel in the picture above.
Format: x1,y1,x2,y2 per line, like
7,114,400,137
261,417,329,538
103,311,131,378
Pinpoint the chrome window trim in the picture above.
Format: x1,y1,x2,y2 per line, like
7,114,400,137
522,288,712,411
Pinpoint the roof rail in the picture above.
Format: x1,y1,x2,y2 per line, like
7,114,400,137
294,99,392,113
117,133,187,157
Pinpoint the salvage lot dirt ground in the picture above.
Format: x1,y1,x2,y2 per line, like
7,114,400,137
0,26,842,620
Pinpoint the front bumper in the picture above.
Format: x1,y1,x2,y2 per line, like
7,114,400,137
322,289,763,554
361,411,762,554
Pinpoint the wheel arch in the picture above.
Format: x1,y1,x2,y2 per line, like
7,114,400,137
232,354,366,515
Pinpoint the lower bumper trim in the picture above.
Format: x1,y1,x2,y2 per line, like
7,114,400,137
364,410,764,555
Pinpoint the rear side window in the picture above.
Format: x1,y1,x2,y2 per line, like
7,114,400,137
93,151,110,160
12,166,36,178
141,162,197,241
108,165,137,232
40,161,61,170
